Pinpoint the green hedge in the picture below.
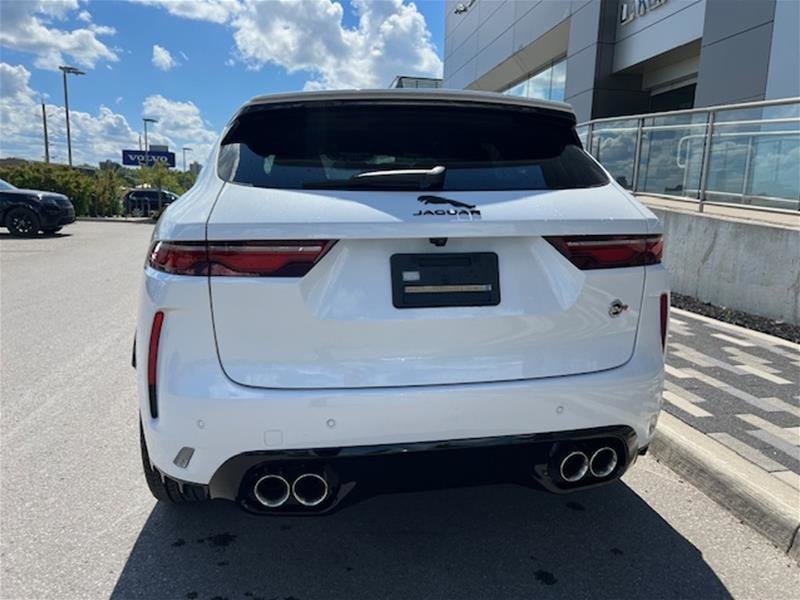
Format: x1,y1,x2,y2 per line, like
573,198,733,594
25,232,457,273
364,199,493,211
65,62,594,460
0,162,197,217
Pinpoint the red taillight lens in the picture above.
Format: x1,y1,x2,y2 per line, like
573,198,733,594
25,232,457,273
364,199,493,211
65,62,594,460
545,235,663,269
148,241,208,275
147,241,335,277
660,292,670,351
147,311,165,418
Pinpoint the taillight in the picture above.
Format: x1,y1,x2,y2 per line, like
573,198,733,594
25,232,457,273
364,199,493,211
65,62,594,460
147,240,335,277
660,292,670,351
545,235,663,269
147,311,165,419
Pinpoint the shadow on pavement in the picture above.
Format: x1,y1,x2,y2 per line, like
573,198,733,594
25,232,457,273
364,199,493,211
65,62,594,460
0,232,72,239
111,481,730,600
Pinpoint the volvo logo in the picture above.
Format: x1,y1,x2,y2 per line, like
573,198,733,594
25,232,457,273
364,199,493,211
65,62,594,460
413,195,481,218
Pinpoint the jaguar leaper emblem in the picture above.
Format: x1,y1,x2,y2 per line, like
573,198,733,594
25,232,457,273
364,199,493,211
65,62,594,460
414,195,481,218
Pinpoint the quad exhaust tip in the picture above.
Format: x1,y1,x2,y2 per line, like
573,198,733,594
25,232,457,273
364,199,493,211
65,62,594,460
292,473,329,507
589,447,618,478
253,474,291,508
559,451,589,483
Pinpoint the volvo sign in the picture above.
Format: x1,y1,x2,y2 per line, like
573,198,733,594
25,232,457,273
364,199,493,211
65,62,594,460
122,149,176,167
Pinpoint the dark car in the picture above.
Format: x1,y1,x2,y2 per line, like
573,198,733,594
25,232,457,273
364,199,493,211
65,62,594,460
0,178,76,237
123,188,179,218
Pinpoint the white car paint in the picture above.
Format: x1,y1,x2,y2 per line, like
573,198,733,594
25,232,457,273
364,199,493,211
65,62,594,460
137,90,668,492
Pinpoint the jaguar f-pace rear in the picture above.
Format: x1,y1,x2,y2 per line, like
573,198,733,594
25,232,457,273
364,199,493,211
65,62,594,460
135,90,668,513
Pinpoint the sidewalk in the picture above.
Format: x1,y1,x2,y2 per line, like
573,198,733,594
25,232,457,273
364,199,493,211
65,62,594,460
655,307,800,554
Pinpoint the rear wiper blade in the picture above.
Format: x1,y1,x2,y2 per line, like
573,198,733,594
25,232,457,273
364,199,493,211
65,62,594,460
302,165,446,190
353,165,445,179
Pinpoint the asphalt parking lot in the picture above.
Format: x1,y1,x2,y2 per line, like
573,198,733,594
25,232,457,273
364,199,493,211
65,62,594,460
1,221,797,599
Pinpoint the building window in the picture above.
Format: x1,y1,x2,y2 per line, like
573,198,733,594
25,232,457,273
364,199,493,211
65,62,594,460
502,58,567,102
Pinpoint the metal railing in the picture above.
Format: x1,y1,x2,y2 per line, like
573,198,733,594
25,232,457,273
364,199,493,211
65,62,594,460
576,97,800,213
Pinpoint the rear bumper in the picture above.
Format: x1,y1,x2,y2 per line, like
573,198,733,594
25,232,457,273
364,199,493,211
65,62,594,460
151,425,639,513
138,264,668,492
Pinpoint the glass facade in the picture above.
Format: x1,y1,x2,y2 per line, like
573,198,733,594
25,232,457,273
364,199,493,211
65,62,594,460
502,59,566,102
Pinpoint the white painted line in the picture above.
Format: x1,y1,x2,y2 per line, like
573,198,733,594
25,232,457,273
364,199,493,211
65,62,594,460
708,432,786,472
712,333,755,347
738,414,800,446
735,364,793,385
664,390,712,417
672,307,800,350
669,317,687,326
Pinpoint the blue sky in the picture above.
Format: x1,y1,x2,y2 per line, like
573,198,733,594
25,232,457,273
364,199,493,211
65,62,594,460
0,0,445,166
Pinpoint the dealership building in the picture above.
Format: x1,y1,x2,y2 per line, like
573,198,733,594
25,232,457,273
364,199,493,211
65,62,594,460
442,0,800,122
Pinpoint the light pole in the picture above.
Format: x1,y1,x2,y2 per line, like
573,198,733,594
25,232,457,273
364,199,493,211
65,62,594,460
142,117,158,169
182,147,192,172
58,65,85,167
41,102,50,164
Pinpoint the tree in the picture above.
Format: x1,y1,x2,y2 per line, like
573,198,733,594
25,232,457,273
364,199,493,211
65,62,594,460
92,168,125,216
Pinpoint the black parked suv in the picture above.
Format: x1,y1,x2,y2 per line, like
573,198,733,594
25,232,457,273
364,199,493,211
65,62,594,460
123,188,179,218
0,178,76,237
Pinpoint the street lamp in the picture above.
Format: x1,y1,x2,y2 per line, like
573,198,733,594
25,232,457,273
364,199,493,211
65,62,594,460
142,117,158,168
182,147,192,172
58,65,85,167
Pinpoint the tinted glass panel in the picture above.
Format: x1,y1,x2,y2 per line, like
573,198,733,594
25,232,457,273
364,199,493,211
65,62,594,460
219,103,606,191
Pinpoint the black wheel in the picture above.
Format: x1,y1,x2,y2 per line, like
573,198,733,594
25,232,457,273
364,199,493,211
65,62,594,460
6,208,40,237
42,227,62,235
140,422,206,503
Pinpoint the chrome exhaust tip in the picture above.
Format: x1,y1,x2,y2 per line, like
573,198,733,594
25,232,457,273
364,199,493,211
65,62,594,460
253,474,291,508
292,473,329,507
559,451,589,483
589,447,618,478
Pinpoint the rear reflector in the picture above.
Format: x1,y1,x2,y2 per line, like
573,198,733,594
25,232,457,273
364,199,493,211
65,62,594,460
660,293,670,351
545,235,663,269
147,241,335,277
148,311,165,419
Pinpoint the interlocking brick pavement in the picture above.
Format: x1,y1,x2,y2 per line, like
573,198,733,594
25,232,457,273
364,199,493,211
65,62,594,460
664,308,800,490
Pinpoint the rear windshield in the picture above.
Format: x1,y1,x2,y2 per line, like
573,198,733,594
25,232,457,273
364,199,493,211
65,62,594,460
218,102,608,191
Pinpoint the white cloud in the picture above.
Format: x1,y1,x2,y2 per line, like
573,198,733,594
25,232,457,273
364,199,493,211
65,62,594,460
131,0,239,24
0,63,218,167
232,0,441,88
77,9,92,22
142,94,218,161
152,44,177,71
136,0,442,89
0,1,118,70
0,62,138,165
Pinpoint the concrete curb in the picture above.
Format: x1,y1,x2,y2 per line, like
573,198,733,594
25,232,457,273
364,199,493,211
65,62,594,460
76,217,153,224
651,412,800,559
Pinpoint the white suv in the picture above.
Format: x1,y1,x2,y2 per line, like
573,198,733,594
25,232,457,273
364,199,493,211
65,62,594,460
136,90,668,513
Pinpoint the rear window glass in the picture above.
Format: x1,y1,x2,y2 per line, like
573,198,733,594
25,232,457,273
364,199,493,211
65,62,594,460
218,102,608,191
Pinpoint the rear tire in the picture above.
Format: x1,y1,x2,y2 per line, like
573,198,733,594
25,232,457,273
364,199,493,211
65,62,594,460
6,208,40,237
140,422,205,503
